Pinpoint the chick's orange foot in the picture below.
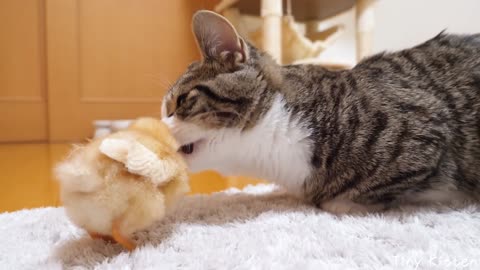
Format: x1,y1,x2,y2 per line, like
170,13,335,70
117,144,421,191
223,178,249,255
88,225,136,251
88,231,115,242
112,220,136,251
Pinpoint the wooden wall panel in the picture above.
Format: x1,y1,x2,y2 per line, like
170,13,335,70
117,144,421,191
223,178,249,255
79,1,190,101
47,0,218,141
0,0,48,142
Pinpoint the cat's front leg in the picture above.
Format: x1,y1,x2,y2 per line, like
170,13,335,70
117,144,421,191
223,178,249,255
99,138,176,185
320,197,385,215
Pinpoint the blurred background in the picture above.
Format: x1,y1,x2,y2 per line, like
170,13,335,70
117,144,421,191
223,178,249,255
1,0,479,212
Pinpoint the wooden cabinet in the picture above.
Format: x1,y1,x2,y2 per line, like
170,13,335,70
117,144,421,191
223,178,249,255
1,0,218,142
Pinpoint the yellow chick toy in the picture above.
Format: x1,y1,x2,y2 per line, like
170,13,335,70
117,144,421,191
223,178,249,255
55,117,189,250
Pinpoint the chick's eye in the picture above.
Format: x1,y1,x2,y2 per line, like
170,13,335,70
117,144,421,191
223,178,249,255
177,93,188,107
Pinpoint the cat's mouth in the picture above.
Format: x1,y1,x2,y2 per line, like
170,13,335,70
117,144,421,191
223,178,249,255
180,143,195,154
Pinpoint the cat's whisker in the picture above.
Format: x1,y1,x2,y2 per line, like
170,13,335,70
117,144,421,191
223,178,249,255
143,73,174,90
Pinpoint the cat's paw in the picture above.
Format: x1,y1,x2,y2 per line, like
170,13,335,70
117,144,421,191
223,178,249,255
320,198,382,215
99,137,176,185
100,138,158,177
99,138,131,162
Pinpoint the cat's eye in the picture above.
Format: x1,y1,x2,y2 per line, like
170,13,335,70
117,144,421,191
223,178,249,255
176,93,188,107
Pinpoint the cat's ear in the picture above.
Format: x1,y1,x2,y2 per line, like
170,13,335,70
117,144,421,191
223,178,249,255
192,10,248,64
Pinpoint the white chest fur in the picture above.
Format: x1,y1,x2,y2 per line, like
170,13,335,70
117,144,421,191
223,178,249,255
208,95,313,194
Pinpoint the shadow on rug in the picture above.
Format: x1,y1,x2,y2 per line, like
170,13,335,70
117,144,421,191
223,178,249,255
1,184,479,270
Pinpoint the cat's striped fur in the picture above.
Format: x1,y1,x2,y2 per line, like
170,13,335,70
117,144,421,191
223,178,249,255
162,11,480,214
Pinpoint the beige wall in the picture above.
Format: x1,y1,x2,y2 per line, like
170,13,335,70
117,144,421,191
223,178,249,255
373,0,480,52
319,0,480,65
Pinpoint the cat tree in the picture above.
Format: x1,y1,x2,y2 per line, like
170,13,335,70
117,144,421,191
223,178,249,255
215,0,377,66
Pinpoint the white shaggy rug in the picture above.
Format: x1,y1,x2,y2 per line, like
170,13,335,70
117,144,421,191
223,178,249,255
1,184,480,270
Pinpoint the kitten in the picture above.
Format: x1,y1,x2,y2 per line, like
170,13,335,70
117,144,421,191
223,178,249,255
162,10,480,214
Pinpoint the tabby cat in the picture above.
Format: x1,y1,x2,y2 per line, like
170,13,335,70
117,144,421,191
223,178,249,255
162,10,480,214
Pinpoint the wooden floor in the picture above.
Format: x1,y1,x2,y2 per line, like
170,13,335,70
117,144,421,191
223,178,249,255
0,143,263,213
